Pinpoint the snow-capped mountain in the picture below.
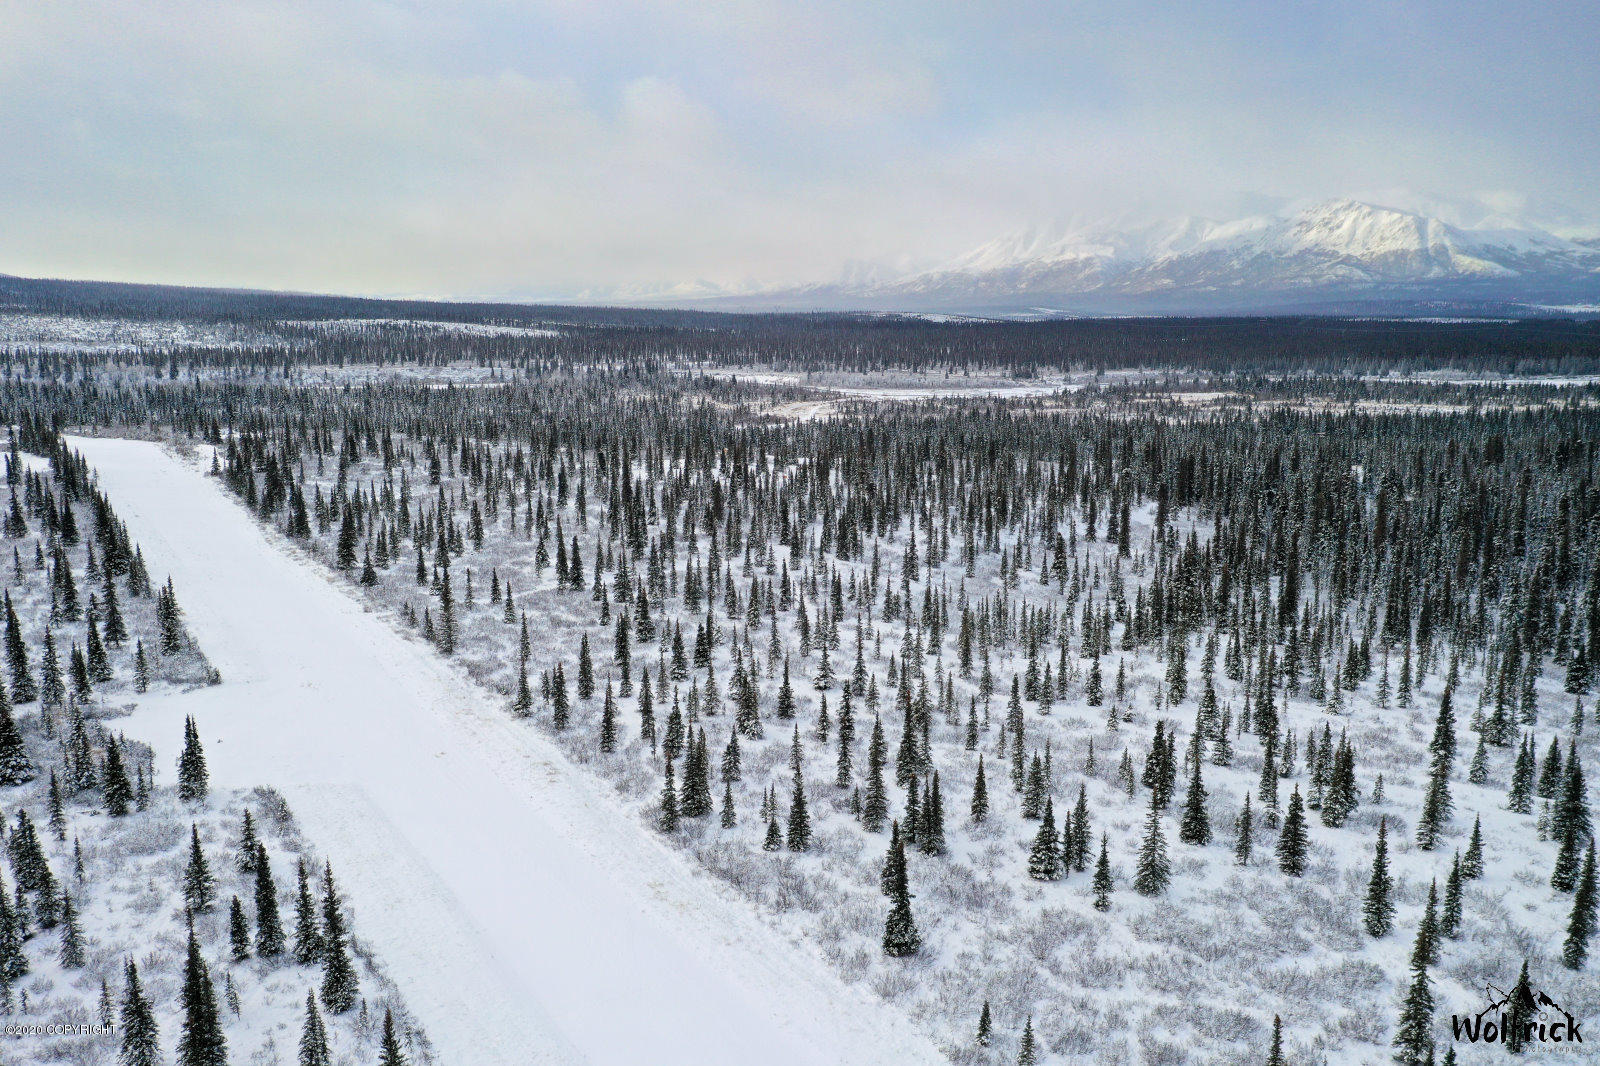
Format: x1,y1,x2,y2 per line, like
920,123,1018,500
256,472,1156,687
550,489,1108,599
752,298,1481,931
689,199,1600,315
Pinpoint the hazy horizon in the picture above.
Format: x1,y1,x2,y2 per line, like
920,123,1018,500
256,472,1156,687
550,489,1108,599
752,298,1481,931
3,1,1597,301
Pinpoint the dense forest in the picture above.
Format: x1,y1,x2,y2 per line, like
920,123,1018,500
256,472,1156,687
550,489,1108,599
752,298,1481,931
6,271,1600,376
0,298,1597,1063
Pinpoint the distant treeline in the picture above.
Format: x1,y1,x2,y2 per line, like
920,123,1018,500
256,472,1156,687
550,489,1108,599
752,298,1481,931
3,272,1598,375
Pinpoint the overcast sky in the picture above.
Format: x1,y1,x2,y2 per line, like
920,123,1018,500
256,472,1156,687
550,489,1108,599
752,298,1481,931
3,1,1596,298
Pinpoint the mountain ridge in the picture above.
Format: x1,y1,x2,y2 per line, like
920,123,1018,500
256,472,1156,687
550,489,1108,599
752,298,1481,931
617,199,1600,315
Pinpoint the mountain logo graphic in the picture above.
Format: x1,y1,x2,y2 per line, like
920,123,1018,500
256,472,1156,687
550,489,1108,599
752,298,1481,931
1451,975,1583,1047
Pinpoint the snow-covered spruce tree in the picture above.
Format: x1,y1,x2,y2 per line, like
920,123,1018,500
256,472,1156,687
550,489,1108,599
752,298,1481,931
1234,793,1253,866
1092,832,1113,910
1017,1016,1038,1066
300,990,331,1066
119,958,161,1066
177,921,227,1066
1363,816,1394,937
228,896,251,961
177,715,208,802
254,843,286,958
1265,1014,1284,1066
0,683,33,785
1027,798,1063,881
380,1007,409,1066
1441,853,1463,939
1460,815,1484,879
882,820,920,957
101,736,134,816
319,862,359,1012
1564,841,1597,969
1178,755,1210,845
183,825,215,913
293,858,324,965
1277,786,1309,876
1391,921,1435,1066
1133,790,1170,896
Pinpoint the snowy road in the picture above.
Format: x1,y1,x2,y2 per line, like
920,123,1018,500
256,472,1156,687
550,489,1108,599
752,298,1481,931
70,437,947,1066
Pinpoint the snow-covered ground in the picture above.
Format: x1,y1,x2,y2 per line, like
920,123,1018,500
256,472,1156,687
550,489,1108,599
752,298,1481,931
67,436,947,1066
0,313,286,353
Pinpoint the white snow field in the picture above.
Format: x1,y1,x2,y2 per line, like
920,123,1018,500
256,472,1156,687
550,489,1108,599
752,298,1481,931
68,436,947,1066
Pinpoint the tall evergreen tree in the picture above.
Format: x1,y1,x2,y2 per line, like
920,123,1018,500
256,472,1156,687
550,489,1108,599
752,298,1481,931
1134,790,1170,896
1364,816,1395,937
1277,786,1309,876
178,716,209,802
254,844,285,958
379,1008,409,1066
0,684,32,785
319,862,359,1013
1179,754,1211,845
1092,832,1113,911
183,825,215,913
119,959,161,1066
299,991,331,1066
882,821,920,957
1027,797,1063,881
293,859,323,965
177,922,226,1066
1563,841,1597,969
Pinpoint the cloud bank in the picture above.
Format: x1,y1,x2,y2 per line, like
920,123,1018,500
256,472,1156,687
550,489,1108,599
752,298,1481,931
2,0,1596,297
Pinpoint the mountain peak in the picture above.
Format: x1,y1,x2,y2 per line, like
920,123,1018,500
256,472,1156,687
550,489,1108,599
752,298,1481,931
811,197,1600,312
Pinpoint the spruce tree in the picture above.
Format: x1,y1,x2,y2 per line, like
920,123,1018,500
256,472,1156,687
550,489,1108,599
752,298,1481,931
183,825,215,912
1134,790,1170,896
254,844,285,958
1392,938,1435,1065
1018,1016,1038,1066
229,896,251,961
600,680,617,752
1506,960,1533,1054
1441,852,1463,939
786,770,812,852
58,890,84,967
658,756,679,832
920,772,947,856
1277,786,1309,876
1563,840,1597,969
299,990,331,1066
1551,746,1592,891
177,922,226,1066
882,821,920,957
293,859,323,965
1234,793,1254,866
1092,832,1113,910
119,959,161,1066
863,714,889,832
379,1008,409,1066
177,716,208,802
1179,754,1211,845
970,754,989,823
1461,815,1484,879
102,736,134,816
0,684,33,785
1363,816,1394,937
319,862,359,1012
1266,1014,1284,1066
1028,797,1063,881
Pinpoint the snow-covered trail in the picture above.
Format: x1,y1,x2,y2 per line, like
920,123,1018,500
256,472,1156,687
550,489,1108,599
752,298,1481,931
70,437,947,1066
